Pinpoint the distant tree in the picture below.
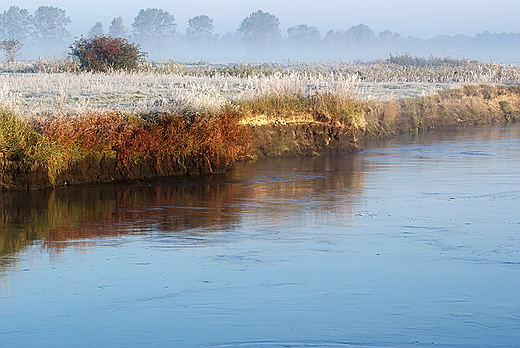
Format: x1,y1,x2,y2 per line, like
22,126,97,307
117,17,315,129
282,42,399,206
236,10,281,47
186,15,217,46
132,8,176,50
379,30,402,46
33,6,71,49
220,32,237,46
323,29,351,49
287,24,320,46
0,6,33,42
347,23,375,45
88,22,104,38
108,17,127,38
70,35,146,72
0,38,23,62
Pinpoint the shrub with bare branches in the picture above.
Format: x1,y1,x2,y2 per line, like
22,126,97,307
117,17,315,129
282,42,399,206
0,39,23,63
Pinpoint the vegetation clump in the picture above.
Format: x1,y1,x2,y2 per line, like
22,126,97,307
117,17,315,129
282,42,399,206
0,108,41,161
69,35,146,72
0,106,251,188
386,53,478,68
499,100,520,123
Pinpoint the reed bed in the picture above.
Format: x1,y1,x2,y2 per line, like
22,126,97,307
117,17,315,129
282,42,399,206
0,105,253,186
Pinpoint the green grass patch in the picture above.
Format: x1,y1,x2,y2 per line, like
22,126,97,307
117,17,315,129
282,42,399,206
499,100,520,123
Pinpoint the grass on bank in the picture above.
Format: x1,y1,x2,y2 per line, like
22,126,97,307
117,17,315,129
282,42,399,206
239,92,365,129
364,85,520,136
2,84,519,187
0,106,253,185
0,90,366,174
0,108,72,177
0,91,366,186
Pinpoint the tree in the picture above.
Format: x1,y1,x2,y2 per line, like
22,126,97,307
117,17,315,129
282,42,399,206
70,35,146,72
287,24,320,46
132,8,176,50
109,17,127,38
0,6,33,42
0,38,23,62
236,10,281,47
347,23,375,45
88,22,104,38
379,30,402,46
186,15,217,46
33,6,71,49
323,29,351,49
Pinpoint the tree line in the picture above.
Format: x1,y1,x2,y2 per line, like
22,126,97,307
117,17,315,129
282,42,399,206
1,5,519,63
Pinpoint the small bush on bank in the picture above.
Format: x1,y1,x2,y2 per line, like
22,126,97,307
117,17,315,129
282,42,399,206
69,35,147,72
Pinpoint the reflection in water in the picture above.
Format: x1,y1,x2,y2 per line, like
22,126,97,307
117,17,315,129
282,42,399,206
1,154,365,268
1,124,519,348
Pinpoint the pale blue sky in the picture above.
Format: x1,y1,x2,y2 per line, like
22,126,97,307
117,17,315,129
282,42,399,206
9,0,520,38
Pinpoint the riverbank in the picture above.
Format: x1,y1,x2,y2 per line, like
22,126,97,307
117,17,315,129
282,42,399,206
1,85,519,190
364,84,520,137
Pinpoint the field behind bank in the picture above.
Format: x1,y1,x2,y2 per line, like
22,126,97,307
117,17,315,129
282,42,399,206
1,59,520,118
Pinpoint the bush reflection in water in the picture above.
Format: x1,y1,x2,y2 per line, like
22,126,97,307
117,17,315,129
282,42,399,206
0,154,365,268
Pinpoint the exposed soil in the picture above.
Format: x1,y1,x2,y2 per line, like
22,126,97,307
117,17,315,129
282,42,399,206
251,122,359,158
0,154,51,190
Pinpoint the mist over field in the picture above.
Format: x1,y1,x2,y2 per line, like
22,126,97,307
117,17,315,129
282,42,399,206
1,1,520,63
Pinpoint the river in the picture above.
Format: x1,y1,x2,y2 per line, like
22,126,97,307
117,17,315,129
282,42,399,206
1,123,519,347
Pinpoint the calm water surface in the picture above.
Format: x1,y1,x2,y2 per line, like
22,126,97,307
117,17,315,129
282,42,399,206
1,124,519,347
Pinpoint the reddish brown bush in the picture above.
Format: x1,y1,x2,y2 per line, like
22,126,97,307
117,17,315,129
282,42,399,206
69,35,146,72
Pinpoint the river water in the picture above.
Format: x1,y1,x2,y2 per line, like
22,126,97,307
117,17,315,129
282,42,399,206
1,124,519,348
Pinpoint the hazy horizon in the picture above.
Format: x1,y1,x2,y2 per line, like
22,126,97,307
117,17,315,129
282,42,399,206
9,0,520,39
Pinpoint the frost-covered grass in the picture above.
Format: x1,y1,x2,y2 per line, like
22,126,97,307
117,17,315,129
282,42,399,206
1,59,519,117
0,71,362,117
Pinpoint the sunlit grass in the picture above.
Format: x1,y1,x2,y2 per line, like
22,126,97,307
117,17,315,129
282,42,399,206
0,106,252,185
239,93,365,129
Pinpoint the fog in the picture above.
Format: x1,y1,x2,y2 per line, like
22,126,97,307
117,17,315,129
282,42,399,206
4,0,520,63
